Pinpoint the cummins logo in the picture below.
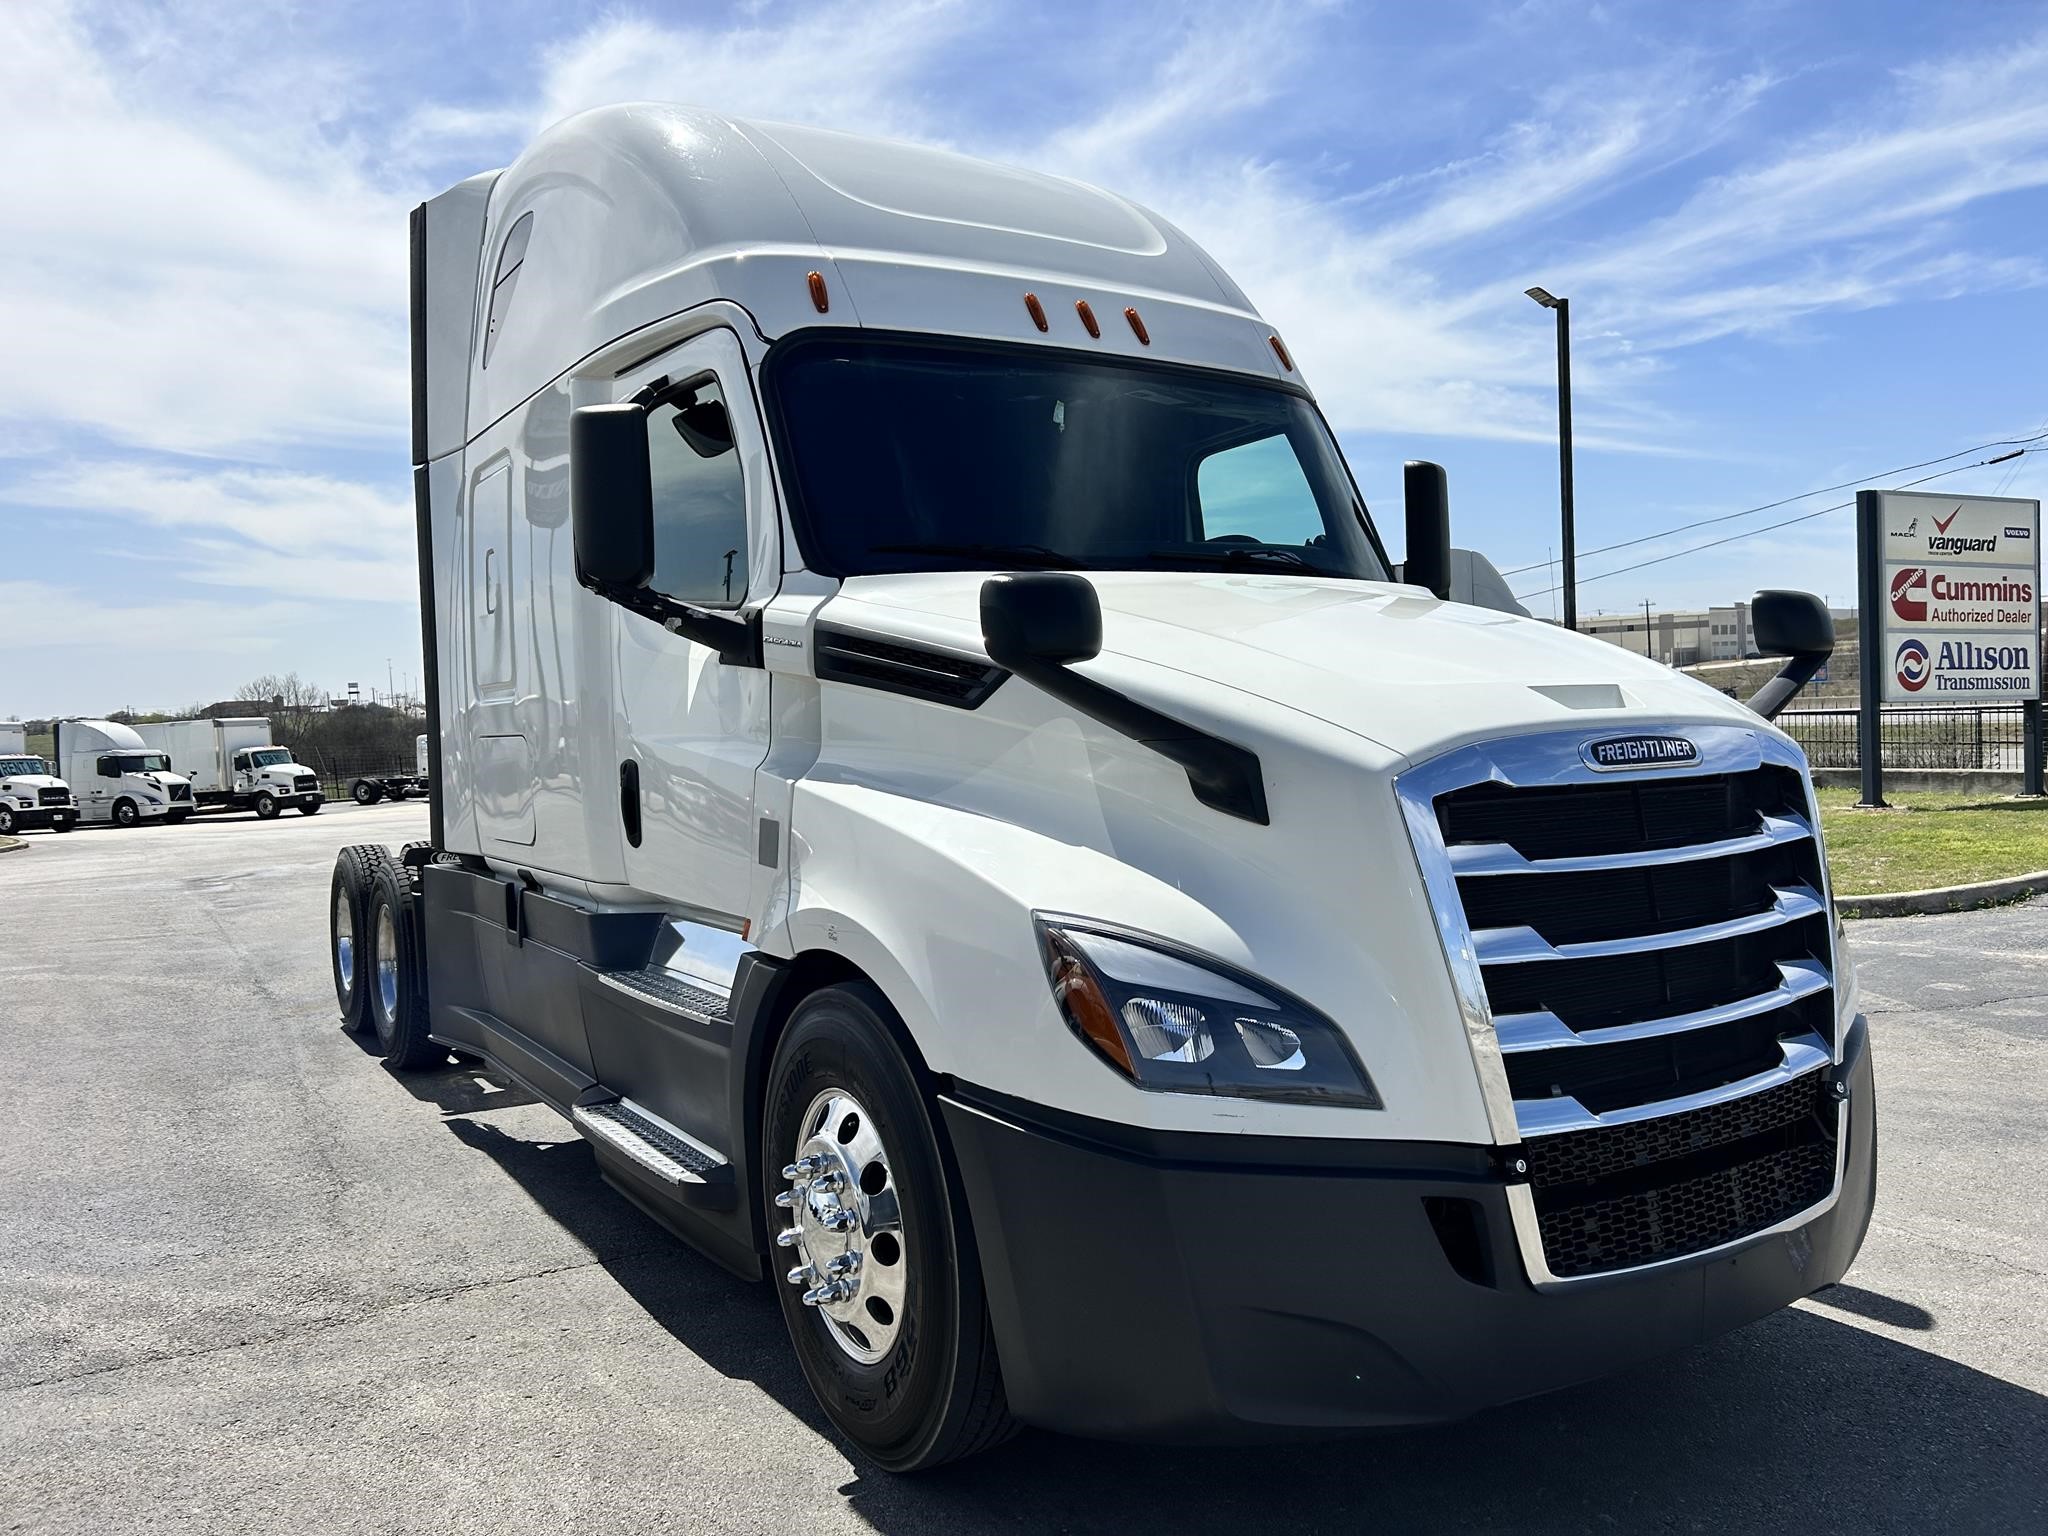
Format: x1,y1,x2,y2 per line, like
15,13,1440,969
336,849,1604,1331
1580,735,1700,771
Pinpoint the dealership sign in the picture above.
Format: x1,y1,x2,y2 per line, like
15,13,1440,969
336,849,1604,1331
1878,491,2041,702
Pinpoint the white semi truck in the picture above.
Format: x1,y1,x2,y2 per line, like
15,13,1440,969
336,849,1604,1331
132,717,323,818
54,719,194,827
327,106,1872,1471
0,722,77,835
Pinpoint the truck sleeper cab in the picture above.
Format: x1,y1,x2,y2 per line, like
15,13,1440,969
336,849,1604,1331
329,105,1874,1471
55,719,193,828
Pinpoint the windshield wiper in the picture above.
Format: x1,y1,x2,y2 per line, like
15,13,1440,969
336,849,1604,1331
1140,546,1325,572
871,542,1084,569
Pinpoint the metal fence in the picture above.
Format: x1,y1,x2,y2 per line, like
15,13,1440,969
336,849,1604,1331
1777,704,2028,770
300,748,429,802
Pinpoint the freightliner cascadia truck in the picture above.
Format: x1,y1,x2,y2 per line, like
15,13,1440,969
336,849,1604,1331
327,105,1871,1471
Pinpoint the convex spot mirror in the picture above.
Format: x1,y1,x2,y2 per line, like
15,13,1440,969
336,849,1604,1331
1752,589,1834,659
670,392,735,459
570,402,655,590
980,571,1104,670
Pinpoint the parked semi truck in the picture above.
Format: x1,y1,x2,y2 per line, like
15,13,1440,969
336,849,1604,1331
327,106,1872,1471
133,717,323,818
55,719,193,827
0,722,76,835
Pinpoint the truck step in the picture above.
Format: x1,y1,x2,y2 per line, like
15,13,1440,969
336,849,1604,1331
596,966,731,1026
571,1096,736,1209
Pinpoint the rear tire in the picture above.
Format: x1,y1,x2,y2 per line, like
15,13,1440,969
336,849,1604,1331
330,847,379,1032
254,792,279,820
113,798,139,828
353,780,382,806
764,983,1015,1471
363,854,441,1069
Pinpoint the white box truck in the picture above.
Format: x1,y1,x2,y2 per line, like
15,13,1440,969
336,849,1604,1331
133,717,323,818
325,106,1872,1470
0,722,77,835
54,719,193,827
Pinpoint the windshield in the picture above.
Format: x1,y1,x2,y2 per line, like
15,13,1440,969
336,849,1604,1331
768,337,1390,580
249,748,291,768
0,756,45,776
112,753,173,774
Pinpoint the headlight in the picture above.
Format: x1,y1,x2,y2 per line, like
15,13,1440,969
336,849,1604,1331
1036,918,1380,1108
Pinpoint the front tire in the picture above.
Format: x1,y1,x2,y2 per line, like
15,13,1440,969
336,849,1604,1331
353,780,382,806
764,983,1014,1471
51,817,74,833
113,798,140,828
254,792,279,820
298,796,323,816
0,806,13,836
362,854,441,1069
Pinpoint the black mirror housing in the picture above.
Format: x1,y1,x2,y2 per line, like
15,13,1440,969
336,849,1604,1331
980,572,1103,669
1402,461,1451,601
571,403,655,591
1751,589,1834,659
1746,589,1834,722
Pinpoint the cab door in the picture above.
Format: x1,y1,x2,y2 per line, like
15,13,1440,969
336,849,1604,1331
609,329,777,922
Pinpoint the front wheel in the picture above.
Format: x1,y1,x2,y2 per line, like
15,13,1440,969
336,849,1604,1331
764,983,1014,1471
353,780,382,806
0,806,14,836
298,796,323,816
254,792,279,820
113,798,140,828
51,817,74,833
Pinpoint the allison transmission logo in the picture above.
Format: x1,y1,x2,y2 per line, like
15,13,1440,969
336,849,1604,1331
1895,639,1933,692
1580,735,1700,771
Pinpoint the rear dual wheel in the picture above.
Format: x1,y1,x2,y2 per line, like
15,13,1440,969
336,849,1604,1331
764,983,1014,1471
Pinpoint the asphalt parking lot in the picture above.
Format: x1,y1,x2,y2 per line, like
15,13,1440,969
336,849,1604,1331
1,806,2043,1533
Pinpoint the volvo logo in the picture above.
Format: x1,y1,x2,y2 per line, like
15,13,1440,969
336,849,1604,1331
1580,735,1700,771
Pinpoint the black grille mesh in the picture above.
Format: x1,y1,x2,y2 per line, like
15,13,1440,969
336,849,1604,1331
38,787,70,806
1523,1068,1825,1189
1534,1139,1835,1278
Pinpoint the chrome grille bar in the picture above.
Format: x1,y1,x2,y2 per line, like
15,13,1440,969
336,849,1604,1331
1447,810,1814,876
1471,884,1825,965
1512,1033,1832,1138
1495,959,1830,1052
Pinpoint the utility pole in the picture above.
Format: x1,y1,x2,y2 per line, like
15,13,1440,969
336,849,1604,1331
1526,287,1576,630
1642,599,1654,660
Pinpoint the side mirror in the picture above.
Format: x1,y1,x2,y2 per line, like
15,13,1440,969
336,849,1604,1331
1401,461,1451,601
570,403,655,591
1746,589,1834,721
980,572,1103,669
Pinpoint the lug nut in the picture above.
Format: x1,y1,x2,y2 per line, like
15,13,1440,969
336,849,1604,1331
783,1157,821,1181
774,1189,803,1209
802,1280,849,1308
826,1252,861,1277
774,1227,804,1249
786,1263,817,1287
810,1168,845,1192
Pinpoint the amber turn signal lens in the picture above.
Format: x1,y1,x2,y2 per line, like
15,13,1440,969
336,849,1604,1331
1023,292,1049,331
1124,307,1149,345
1045,930,1133,1075
1075,299,1101,338
1268,333,1293,371
807,270,830,314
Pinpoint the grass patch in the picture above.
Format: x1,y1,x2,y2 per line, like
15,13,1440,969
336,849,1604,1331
1817,787,2048,895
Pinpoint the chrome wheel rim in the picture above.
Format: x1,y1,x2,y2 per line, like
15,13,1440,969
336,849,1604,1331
776,1088,907,1365
375,904,398,1021
335,887,355,998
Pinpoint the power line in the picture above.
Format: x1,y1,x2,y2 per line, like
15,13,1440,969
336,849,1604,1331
1499,427,2048,579
1513,447,2047,602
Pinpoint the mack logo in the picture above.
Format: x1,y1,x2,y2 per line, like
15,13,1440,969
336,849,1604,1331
1581,735,1700,771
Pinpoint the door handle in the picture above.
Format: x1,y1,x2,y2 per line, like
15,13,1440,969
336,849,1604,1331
619,759,642,848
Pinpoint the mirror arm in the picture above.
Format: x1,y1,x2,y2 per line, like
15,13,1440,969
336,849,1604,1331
1001,654,1269,824
580,574,762,667
1746,654,1824,722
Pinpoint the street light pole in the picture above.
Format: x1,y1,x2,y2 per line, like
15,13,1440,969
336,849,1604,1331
1526,287,1577,630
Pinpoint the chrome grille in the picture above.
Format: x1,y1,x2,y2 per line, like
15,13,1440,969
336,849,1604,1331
1397,724,1846,1286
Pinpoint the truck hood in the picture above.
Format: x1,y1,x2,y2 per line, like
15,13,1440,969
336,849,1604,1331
830,571,1764,762
0,773,67,792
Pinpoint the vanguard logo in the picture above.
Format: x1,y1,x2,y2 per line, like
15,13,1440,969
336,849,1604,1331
1580,735,1700,771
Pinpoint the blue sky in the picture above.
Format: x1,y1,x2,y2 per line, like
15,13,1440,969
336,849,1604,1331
5,0,2048,716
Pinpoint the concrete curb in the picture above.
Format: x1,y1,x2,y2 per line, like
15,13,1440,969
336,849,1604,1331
1838,868,2048,920
0,836,25,855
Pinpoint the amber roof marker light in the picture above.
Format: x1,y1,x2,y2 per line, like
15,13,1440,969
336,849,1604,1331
1124,307,1150,345
807,270,830,314
1023,292,1049,332
1075,299,1101,338
1268,334,1294,371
